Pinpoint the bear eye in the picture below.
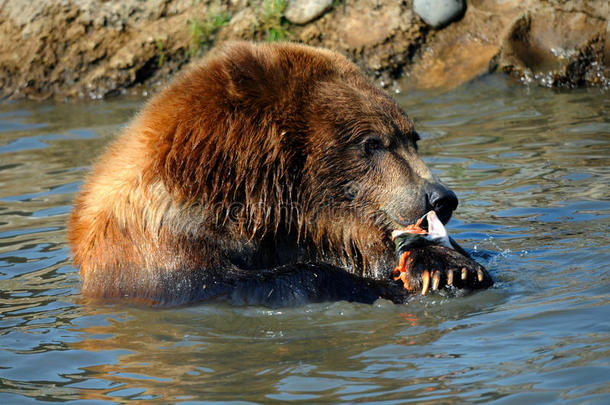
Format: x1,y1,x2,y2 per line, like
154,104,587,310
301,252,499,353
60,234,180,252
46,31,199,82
362,136,384,155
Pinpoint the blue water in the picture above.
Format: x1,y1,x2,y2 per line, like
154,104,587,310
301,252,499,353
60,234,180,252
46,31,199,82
1,76,609,403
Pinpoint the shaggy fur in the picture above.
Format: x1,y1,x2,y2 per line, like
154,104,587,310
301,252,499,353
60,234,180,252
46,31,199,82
69,42,459,306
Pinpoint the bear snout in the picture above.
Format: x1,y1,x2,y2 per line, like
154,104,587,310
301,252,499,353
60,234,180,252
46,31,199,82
424,183,458,225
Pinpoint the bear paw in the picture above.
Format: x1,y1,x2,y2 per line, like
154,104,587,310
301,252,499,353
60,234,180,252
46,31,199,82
392,247,493,295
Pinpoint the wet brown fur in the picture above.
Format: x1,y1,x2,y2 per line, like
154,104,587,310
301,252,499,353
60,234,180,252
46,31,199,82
68,42,439,304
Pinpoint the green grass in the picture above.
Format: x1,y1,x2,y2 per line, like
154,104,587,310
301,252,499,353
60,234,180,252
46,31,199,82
155,36,165,67
187,12,232,56
259,0,289,41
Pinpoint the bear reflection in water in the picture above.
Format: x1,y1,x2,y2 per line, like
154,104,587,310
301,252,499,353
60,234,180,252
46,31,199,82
68,41,493,307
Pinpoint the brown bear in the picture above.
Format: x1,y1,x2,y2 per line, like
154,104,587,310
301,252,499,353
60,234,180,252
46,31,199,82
68,41,489,306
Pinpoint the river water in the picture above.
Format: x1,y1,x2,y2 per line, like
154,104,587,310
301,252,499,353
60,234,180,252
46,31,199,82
1,75,608,403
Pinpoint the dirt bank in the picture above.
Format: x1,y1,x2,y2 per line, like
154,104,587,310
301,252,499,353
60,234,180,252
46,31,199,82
0,0,608,101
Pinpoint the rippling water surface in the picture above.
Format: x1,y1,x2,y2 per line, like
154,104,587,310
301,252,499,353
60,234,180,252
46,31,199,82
1,76,609,403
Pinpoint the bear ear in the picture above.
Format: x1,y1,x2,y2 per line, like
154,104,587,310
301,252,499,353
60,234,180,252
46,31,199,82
220,43,281,108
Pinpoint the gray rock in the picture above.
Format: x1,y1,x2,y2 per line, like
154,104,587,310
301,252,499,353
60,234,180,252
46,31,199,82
413,0,465,28
285,0,333,25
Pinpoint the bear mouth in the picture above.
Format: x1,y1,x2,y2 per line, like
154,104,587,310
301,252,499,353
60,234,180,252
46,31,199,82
383,210,430,232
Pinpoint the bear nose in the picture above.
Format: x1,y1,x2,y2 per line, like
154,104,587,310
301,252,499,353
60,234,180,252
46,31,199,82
425,183,458,225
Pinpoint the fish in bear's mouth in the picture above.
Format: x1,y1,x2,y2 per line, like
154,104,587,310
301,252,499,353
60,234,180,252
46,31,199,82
391,210,453,251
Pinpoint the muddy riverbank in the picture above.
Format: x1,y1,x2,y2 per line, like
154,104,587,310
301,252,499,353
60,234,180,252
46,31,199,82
0,0,608,100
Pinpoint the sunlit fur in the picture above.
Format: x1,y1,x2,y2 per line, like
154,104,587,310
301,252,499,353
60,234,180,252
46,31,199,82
68,42,438,304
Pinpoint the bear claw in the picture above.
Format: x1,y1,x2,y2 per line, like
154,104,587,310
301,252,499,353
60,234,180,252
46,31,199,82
418,266,490,295
432,270,441,291
421,270,430,295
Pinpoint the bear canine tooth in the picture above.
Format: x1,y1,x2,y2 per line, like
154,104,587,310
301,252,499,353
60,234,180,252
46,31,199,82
461,267,468,281
477,268,484,283
446,269,454,285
